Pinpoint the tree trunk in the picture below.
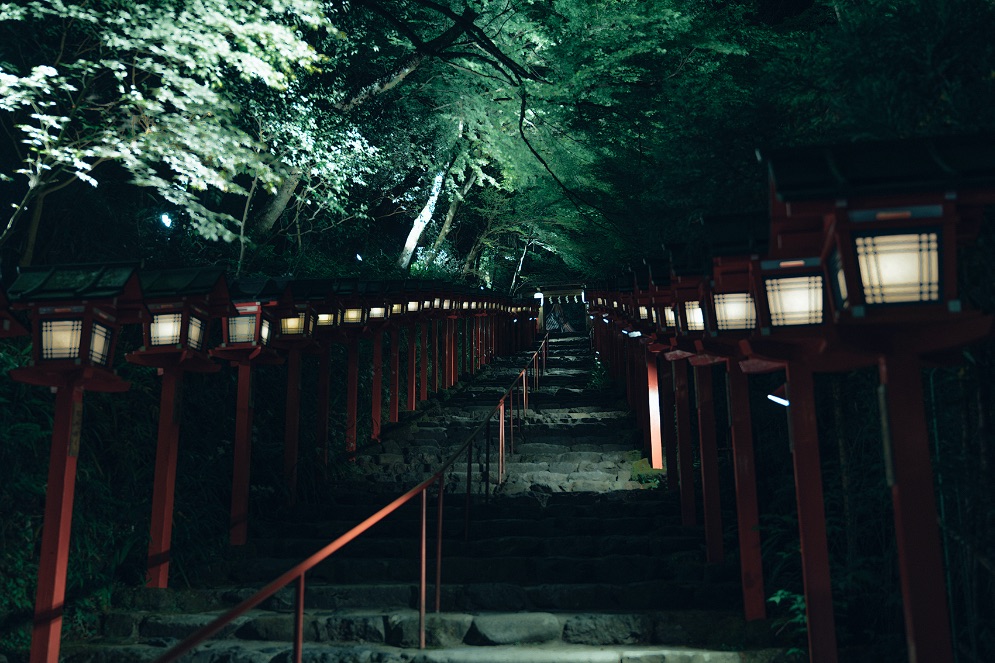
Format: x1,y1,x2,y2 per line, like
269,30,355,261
398,171,446,270
426,170,476,265
461,235,486,277
508,238,531,295
250,168,301,237
19,188,48,268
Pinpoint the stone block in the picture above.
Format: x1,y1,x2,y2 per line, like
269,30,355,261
467,612,562,645
562,613,653,645
321,613,385,643
384,611,473,647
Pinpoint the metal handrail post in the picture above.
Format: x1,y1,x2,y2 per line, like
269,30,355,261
294,574,304,663
435,475,445,612
419,490,427,650
508,386,515,455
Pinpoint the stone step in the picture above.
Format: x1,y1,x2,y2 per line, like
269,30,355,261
66,609,781,662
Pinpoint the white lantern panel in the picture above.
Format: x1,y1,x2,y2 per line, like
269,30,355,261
151,313,182,346
369,307,387,319
664,307,677,329
42,320,82,359
281,313,306,335
684,301,705,331
260,319,271,344
316,313,337,326
89,322,112,365
187,316,206,350
855,232,939,304
713,293,756,330
765,276,823,326
343,308,363,323
228,315,256,343
407,301,420,312
638,306,649,320
391,303,404,315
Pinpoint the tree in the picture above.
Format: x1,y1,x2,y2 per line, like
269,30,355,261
0,0,331,265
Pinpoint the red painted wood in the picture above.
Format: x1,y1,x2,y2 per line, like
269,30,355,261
407,326,417,411
30,383,83,663
459,319,466,379
316,345,330,463
389,327,400,423
230,362,254,546
283,348,302,504
673,359,697,526
645,349,664,469
420,322,429,402
726,361,767,621
346,335,359,453
147,368,182,588
695,364,724,563
371,331,383,440
660,361,679,493
431,320,439,393
785,362,838,663
878,353,954,663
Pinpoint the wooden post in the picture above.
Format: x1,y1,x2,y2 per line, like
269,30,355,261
785,361,838,663
283,347,302,504
316,344,331,463
230,362,253,546
694,363,723,563
420,321,429,402
673,359,697,526
431,319,439,393
346,335,359,453
878,352,954,663
726,361,766,621
30,382,83,663
661,360,679,494
389,327,400,423
407,325,417,411
371,330,383,440
645,349,664,469
147,368,182,588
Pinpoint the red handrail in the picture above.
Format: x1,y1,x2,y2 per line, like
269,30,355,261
154,334,549,663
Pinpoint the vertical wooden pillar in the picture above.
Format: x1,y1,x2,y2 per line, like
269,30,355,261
673,359,697,526
661,360,679,494
694,363,723,563
147,368,182,588
389,327,400,423
431,319,439,393
283,348,301,504
407,325,417,411
230,362,253,546
371,330,383,440
316,344,331,464
879,353,953,663
30,383,83,663
726,361,766,621
785,362,838,663
645,350,664,469
346,335,359,452
459,319,466,378
441,320,451,388
420,321,429,402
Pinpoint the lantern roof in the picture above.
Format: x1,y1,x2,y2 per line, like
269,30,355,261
763,134,995,202
286,278,335,303
139,266,231,315
229,276,287,304
7,263,142,304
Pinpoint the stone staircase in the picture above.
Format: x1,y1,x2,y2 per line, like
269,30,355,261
63,335,782,662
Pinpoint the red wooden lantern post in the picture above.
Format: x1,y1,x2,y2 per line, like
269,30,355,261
124,267,230,588
7,264,144,663
766,136,995,663
405,290,421,410
209,278,284,546
696,244,769,622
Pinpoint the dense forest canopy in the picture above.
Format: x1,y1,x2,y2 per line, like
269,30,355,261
3,0,995,290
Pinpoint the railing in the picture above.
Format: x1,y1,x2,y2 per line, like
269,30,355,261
154,334,550,663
